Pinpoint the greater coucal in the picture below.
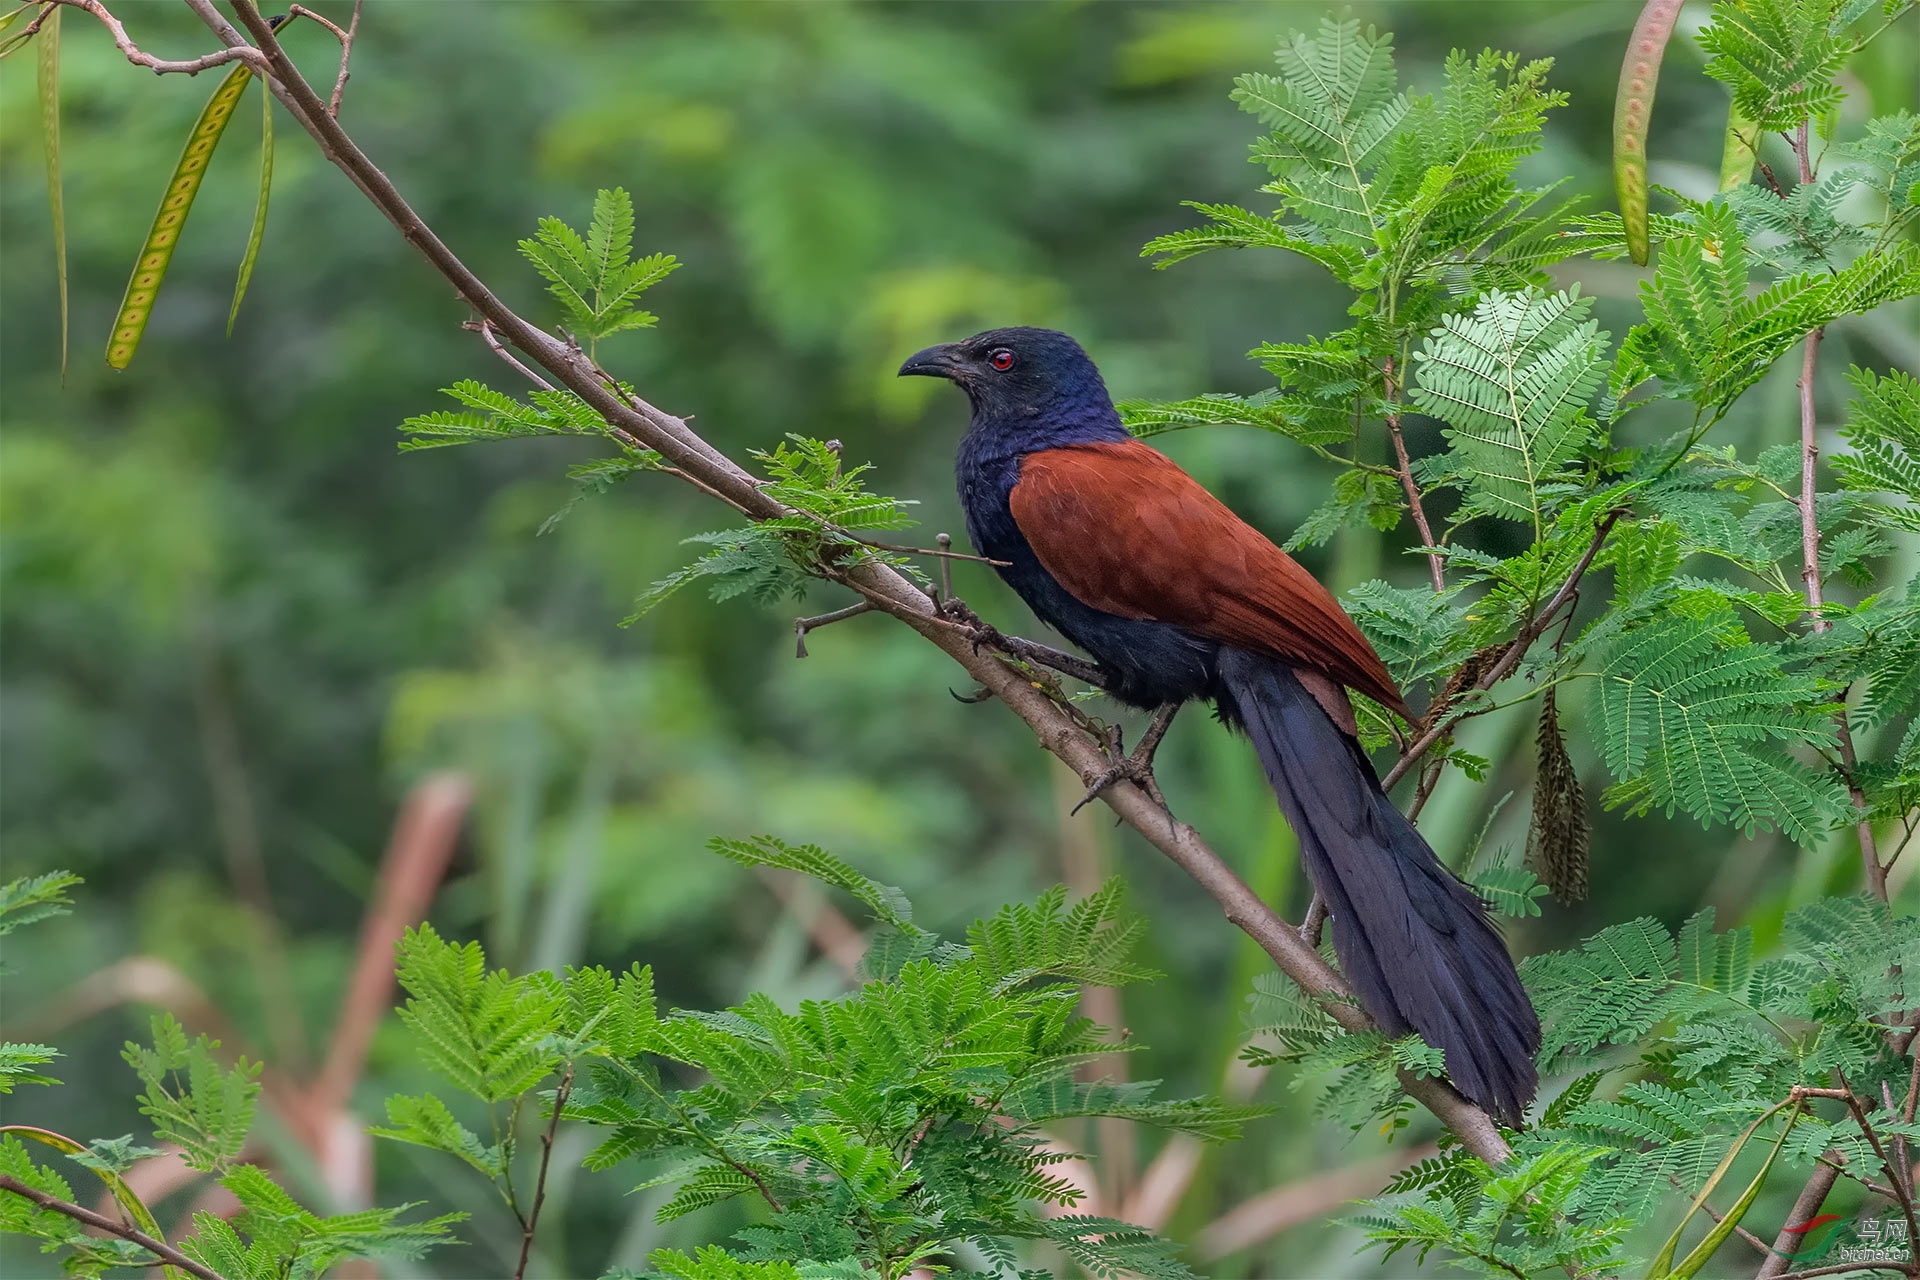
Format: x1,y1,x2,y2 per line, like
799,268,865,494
901,326,1540,1125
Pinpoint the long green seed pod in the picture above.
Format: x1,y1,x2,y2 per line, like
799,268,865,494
107,62,254,370
228,76,274,336
1614,0,1686,267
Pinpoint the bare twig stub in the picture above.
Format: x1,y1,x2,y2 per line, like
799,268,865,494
176,0,1516,1165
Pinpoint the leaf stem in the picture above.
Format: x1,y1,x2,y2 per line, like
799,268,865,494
512,1061,572,1280
1384,355,1445,593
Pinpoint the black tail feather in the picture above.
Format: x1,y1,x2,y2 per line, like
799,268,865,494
1217,649,1540,1126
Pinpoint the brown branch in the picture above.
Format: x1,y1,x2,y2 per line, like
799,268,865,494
513,1062,573,1280
1383,509,1623,791
1798,327,1828,631
46,0,266,74
0,1173,228,1280
1384,356,1445,593
182,0,1517,1167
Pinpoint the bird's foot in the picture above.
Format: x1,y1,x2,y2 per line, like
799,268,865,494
1071,703,1180,817
936,596,1005,653
937,596,1107,687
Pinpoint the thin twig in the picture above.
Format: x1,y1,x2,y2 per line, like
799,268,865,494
1384,356,1445,593
795,600,872,657
1406,756,1445,823
1837,715,1888,900
840,529,1008,566
513,1062,573,1280
189,612,308,1072
184,0,1519,1167
1798,327,1828,632
0,1173,228,1280
45,0,267,74
1383,510,1623,791
935,532,955,601
467,320,555,392
288,0,359,117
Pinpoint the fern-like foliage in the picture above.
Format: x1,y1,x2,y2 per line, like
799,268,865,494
1614,199,1920,415
1409,287,1608,533
1834,364,1920,535
519,187,678,357
120,1013,261,1172
366,841,1258,1278
0,871,77,1091
1123,18,1578,551
627,434,921,621
1591,610,1847,840
180,1164,464,1280
1698,0,1849,132
1367,898,1917,1272
0,869,80,936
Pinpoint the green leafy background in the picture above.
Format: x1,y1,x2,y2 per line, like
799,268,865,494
1,2,1915,1276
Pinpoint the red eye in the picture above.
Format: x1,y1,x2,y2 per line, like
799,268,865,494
990,349,1015,370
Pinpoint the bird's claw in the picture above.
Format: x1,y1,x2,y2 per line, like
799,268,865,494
1072,724,1171,817
938,596,1004,653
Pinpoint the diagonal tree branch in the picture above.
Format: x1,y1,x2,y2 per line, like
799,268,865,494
185,0,1514,1166
0,1173,228,1280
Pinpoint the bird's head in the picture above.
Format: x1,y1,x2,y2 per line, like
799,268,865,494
898,327,1127,449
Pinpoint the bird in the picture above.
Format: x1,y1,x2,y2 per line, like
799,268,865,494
900,325,1540,1126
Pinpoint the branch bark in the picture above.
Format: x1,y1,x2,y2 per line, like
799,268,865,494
183,0,1516,1167
0,1173,228,1280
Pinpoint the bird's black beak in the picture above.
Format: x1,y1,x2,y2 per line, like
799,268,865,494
898,343,965,380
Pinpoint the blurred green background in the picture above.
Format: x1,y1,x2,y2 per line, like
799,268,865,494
2,1,1915,1275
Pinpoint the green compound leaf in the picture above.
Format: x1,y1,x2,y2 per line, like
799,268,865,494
107,62,254,370
37,4,64,380
1614,0,1685,266
227,75,273,337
